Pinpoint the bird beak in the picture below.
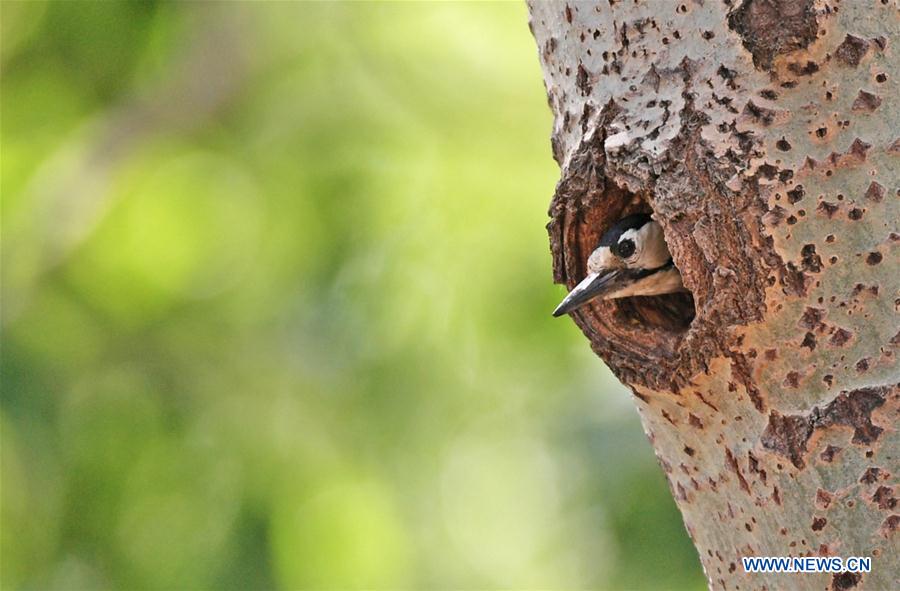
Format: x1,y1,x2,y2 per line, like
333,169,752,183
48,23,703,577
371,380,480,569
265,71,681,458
552,270,622,317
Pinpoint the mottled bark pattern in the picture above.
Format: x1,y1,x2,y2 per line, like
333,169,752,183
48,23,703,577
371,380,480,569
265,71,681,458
528,1,898,589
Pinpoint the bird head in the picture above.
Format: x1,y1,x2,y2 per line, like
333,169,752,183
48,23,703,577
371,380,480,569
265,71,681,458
553,213,684,317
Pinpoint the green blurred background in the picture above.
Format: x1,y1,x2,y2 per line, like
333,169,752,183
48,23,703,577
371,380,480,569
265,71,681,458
1,2,703,589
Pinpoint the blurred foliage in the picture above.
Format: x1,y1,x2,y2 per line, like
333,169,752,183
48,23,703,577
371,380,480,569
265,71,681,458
1,2,704,590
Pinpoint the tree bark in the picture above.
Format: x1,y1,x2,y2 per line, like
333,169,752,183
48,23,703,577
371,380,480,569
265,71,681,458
527,1,898,589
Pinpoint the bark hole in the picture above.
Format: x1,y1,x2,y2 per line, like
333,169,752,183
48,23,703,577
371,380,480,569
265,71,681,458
555,181,696,359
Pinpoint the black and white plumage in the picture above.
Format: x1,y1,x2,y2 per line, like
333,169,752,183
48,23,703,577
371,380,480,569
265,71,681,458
552,213,685,317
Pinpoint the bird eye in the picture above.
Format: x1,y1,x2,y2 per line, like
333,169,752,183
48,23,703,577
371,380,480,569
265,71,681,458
617,238,635,259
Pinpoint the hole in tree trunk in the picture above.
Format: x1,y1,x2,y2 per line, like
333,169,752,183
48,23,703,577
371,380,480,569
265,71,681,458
548,121,770,388
554,182,696,360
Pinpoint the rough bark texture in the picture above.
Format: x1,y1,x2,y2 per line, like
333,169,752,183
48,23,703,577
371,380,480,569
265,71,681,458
527,1,898,589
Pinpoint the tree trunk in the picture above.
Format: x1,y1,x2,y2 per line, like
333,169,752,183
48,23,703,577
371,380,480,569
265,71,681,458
526,1,898,589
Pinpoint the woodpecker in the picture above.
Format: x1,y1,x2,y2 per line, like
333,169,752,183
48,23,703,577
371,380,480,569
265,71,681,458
553,213,685,317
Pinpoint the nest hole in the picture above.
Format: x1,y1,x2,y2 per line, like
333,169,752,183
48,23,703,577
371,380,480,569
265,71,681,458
564,185,696,354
